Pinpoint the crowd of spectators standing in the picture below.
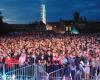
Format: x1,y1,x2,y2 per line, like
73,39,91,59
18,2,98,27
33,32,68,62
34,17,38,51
0,32,100,80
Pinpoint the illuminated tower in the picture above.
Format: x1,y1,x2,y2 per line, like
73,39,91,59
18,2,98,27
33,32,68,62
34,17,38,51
41,0,46,24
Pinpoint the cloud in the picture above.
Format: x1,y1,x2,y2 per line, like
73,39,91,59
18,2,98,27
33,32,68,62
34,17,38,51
3,17,17,23
4,18,15,21
0,8,5,11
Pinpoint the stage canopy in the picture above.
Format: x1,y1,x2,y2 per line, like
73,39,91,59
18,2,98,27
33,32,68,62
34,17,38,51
71,27,79,34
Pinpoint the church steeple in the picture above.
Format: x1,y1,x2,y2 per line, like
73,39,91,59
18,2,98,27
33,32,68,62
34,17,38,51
41,0,46,24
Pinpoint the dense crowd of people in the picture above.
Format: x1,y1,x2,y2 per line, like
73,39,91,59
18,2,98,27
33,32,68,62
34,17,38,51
0,32,100,80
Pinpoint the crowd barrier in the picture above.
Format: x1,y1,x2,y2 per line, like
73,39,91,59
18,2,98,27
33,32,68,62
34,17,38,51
0,63,100,80
41,64,100,80
96,73,100,80
0,63,36,80
36,65,49,80
48,68,64,80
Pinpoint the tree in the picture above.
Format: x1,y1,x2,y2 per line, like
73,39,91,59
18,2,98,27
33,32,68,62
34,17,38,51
73,11,80,24
0,11,3,25
83,16,87,23
0,11,7,35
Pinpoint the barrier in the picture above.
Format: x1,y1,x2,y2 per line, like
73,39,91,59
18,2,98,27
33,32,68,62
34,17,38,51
6,64,35,80
96,73,100,80
48,68,64,80
0,63,99,80
47,65,100,80
0,74,3,80
1,63,36,80
0,63,49,80
36,65,49,80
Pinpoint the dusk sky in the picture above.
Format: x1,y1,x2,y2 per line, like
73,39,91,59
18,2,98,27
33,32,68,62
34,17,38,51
0,0,100,24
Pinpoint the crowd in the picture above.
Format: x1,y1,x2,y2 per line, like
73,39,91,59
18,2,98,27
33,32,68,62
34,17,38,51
0,32,100,80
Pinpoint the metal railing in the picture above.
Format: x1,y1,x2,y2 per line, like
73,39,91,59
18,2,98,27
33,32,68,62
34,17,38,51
48,68,64,80
96,73,100,80
36,65,49,80
0,63,100,80
1,63,36,80
0,63,49,80
6,64,35,80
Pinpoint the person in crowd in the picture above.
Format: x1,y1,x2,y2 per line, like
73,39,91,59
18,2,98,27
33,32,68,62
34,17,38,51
19,52,26,66
84,57,90,80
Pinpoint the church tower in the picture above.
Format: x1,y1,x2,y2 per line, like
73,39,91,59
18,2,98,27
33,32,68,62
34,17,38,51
41,0,46,24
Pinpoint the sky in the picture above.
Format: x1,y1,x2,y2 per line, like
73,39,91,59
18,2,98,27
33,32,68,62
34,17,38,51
0,0,100,24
